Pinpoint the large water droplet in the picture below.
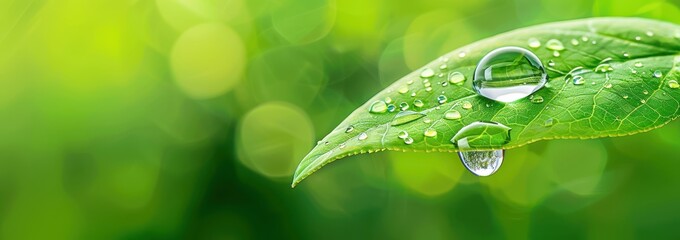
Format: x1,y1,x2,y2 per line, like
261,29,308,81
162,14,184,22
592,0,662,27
420,68,435,78
458,150,504,176
391,111,426,126
449,72,466,85
472,47,547,103
369,101,387,113
546,39,565,51
444,110,462,120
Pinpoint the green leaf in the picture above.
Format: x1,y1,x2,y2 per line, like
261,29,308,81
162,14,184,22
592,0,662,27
292,17,680,187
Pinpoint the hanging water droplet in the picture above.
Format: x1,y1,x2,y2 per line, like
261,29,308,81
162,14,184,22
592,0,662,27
548,60,555,67
570,39,579,46
531,95,544,103
528,38,541,48
653,70,663,78
398,85,409,94
387,104,396,112
595,64,613,73
369,101,388,113
451,121,511,177
444,110,462,120
345,126,355,133
391,110,425,126
544,118,554,127
472,47,547,103
358,132,368,140
399,102,409,111
398,131,409,139
424,128,437,137
634,62,643,68
462,101,473,109
572,76,585,85
437,95,447,104
448,72,466,85
413,99,424,108
546,39,565,51
404,137,414,145
668,80,679,89
604,83,613,89
420,68,435,78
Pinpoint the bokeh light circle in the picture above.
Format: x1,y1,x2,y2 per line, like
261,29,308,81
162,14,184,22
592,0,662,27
170,23,246,99
237,102,314,178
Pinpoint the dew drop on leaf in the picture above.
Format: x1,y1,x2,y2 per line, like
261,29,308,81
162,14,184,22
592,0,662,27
472,47,547,103
437,95,447,104
404,137,414,145
531,95,544,103
546,39,565,51
448,72,466,85
420,68,435,78
462,101,473,109
398,130,409,139
369,101,388,113
413,99,424,108
634,62,643,68
358,132,368,140
399,102,409,111
669,80,679,89
528,38,541,48
424,128,437,137
444,110,462,120
653,70,663,78
345,126,354,133
573,76,585,85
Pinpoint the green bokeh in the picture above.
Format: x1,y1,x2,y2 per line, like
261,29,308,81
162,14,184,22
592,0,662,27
0,0,679,239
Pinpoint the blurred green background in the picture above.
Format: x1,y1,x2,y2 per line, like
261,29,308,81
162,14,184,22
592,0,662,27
1,0,680,239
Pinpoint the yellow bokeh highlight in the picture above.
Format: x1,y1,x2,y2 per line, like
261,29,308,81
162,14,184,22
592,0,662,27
237,102,314,178
171,23,246,99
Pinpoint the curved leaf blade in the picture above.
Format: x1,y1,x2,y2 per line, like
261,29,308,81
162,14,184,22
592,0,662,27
293,17,680,187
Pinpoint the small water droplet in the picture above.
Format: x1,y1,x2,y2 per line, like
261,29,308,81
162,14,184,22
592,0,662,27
546,39,565,51
345,126,354,133
444,110,462,120
643,90,649,95
391,110,425,126
631,69,638,74
424,81,431,87
591,40,597,45
653,70,663,78
423,118,432,124
600,57,613,63
548,60,555,67
339,143,346,149
413,99,424,108
358,132,368,140
425,87,433,92
424,128,437,137
640,99,647,104
570,39,579,46
623,52,630,58
420,68,435,78
553,51,560,57
369,101,388,113
473,47,547,103
398,85,409,94
544,118,554,127
531,95,544,103
604,83,612,89
411,92,416,97
439,64,448,70
573,76,585,85
399,102,409,111
404,137,414,145
462,101,473,110
595,63,613,73
646,31,654,37
437,95,447,104
635,36,641,41
634,62,643,68
458,52,467,58
581,36,589,42
387,104,396,112
668,80,679,89
407,79,414,85
437,73,444,78
528,38,541,48
448,72,466,85
398,131,409,139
